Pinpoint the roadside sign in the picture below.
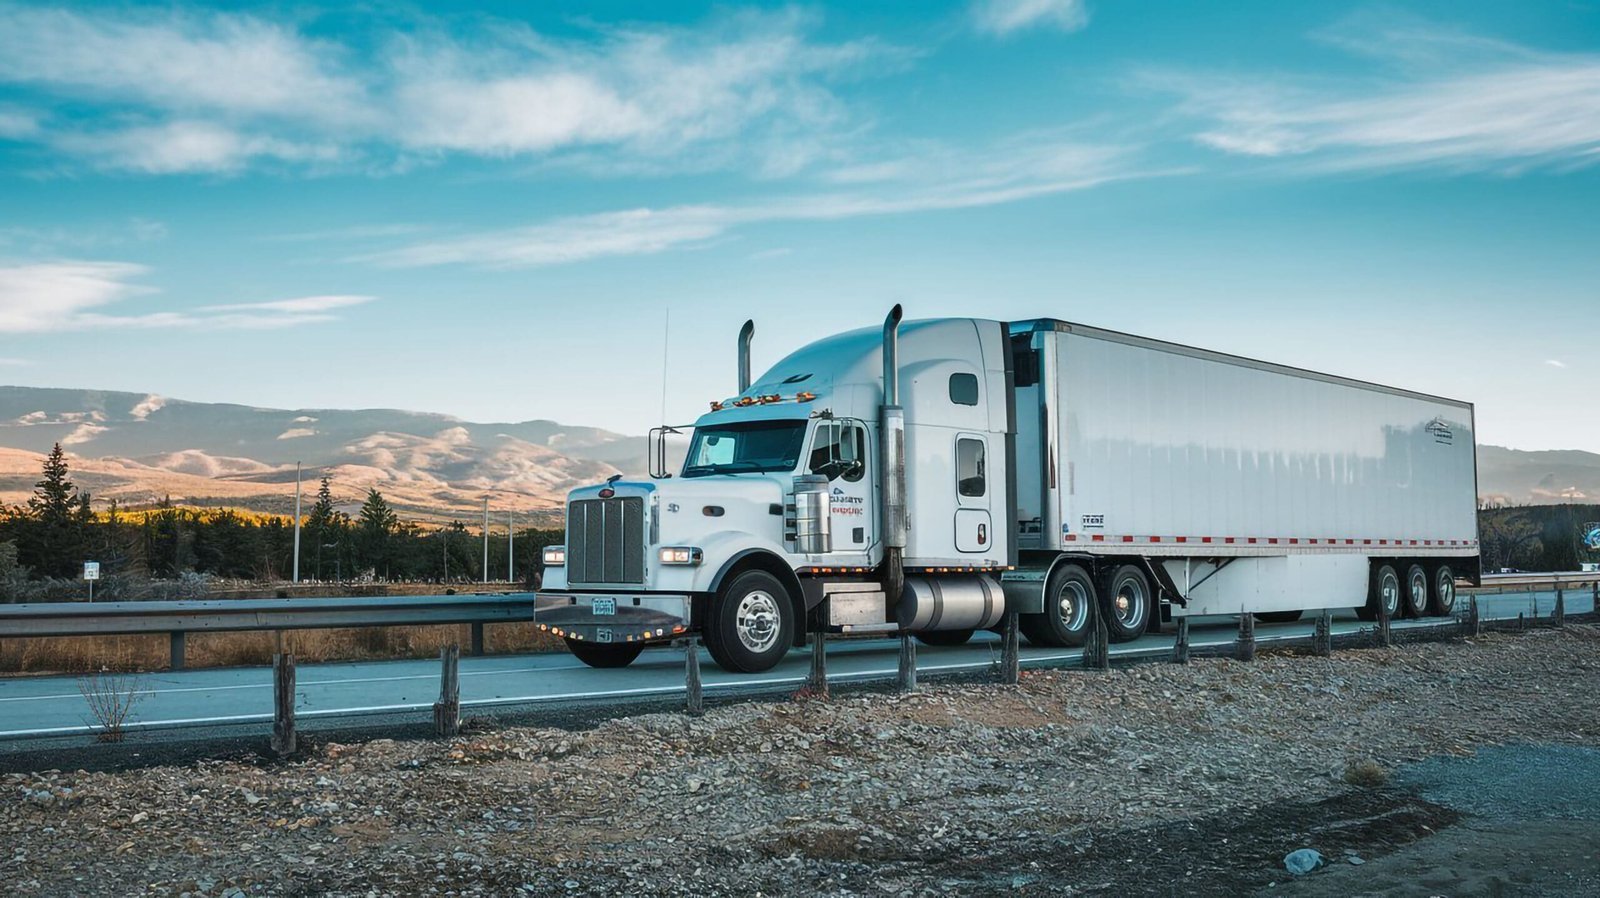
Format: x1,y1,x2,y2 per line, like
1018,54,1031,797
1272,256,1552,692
83,561,100,581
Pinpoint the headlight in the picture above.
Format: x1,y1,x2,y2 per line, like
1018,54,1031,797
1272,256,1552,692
658,546,703,566
542,545,566,566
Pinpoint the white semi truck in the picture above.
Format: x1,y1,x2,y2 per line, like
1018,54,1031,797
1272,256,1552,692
535,308,1479,672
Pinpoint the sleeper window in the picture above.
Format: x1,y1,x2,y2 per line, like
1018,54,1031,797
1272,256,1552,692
949,373,979,406
957,437,986,498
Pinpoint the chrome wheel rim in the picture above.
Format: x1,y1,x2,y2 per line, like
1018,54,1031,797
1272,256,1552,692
1113,579,1147,629
1057,581,1089,632
735,590,781,653
1409,571,1427,612
1436,571,1456,612
1380,572,1400,617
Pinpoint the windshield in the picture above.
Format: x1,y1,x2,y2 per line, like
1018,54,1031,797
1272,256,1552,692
682,420,808,478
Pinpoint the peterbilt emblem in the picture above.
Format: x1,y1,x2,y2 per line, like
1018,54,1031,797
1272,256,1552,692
667,503,680,513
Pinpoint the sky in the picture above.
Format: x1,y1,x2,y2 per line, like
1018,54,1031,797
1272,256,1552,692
0,0,1597,452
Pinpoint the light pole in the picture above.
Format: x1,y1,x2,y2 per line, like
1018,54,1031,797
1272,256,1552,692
482,496,490,585
508,509,515,584
292,461,302,583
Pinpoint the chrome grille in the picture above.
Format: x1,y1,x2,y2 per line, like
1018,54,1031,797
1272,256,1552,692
568,497,646,585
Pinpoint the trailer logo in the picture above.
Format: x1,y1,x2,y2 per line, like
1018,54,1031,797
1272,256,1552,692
1583,523,1600,551
1080,513,1105,530
1425,417,1454,446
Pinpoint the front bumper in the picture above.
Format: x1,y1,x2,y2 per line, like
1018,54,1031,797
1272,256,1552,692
534,592,693,644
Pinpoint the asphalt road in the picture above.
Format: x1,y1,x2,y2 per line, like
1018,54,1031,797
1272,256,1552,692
0,587,1586,744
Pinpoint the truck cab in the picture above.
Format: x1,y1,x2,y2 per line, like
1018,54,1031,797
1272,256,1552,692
534,310,1015,672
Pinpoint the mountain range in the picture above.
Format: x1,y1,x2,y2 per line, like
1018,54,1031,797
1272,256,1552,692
0,386,644,525
0,386,1594,523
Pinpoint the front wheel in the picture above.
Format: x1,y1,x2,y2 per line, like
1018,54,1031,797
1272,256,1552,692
703,570,795,673
565,639,644,669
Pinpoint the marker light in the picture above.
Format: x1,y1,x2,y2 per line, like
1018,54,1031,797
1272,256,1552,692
710,401,725,411
796,391,817,402
658,546,704,566
542,545,566,566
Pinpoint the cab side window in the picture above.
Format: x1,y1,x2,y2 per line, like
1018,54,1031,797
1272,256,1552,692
957,437,986,497
809,422,866,482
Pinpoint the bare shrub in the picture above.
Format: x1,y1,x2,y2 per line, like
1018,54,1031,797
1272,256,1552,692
1343,758,1389,788
77,668,148,742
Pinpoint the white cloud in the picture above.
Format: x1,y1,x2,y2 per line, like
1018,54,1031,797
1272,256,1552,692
0,357,30,366
277,428,316,440
361,136,1158,268
0,5,887,175
1153,24,1600,174
1545,359,1568,369
61,423,108,445
128,394,166,419
971,0,1088,37
0,105,38,138
202,295,374,314
0,261,376,332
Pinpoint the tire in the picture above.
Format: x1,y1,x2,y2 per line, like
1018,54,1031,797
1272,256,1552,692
565,639,644,669
1102,564,1153,642
1401,563,1429,618
703,569,794,673
1429,564,1457,616
1020,563,1095,647
916,629,975,647
1357,563,1402,622
1254,610,1304,624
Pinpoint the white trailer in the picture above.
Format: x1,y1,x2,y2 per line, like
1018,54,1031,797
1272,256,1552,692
536,309,1479,672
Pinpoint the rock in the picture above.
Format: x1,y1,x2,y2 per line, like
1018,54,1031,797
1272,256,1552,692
1284,848,1326,876
1347,855,1365,866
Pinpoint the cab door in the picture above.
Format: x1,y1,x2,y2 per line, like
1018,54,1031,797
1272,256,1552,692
954,432,992,554
808,419,874,555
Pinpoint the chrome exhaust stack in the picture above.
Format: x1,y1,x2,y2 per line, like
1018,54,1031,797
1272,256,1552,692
737,319,755,393
881,304,908,605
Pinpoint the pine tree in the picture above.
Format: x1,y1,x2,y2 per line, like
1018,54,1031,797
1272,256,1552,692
307,474,337,580
357,489,398,578
20,443,87,578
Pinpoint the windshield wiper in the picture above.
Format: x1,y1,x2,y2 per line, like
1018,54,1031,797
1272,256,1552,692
683,461,768,477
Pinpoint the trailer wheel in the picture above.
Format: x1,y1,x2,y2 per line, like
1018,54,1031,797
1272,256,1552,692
1401,563,1429,618
1429,564,1457,616
565,639,644,669
1358,563,1402,622
916,629,975,647
1020,563,1094,647
1102,565,1153,642
703,570,794,673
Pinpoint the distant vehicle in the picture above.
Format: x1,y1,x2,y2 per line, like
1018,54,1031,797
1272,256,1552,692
1496,568,1525,574
537,309,1481,672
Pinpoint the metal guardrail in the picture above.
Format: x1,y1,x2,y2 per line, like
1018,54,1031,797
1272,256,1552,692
0,593,536,669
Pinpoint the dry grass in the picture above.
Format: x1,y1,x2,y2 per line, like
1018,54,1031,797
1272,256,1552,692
0,623,566,675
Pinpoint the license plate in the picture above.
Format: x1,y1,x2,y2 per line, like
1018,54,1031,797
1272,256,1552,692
596,628,613,643
591,598,616,616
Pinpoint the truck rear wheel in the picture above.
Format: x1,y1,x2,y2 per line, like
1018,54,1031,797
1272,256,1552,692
1401,563,1429,618
1103,565,1153,642
1429,564,1457,616
1358,563,1402,622
1020,563,1094,647
704,570,794,673
917,629,975,647
565,639,644,669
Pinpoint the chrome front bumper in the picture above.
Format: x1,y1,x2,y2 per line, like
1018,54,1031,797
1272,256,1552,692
534,592,692,644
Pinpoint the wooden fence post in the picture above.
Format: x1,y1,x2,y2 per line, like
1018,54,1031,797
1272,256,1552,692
685,637,703,716
1235,611,1256,662
807,630,828,699
897,631,918,693
1554,588,1565,629
1313,609,1332,657
1375,590,1392,648
469,622,485,657
1000,612,1020,685
1466,594,1480,638
1171,616,1190,664
1084,603,1109,671
271,653,296,757
433,645,460,737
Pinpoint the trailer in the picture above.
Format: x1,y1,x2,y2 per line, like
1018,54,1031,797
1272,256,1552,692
535,308,1479,672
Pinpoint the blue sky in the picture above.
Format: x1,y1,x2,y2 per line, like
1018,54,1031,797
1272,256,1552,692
0,0,1596,451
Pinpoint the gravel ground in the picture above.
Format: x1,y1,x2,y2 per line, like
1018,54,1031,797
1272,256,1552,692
3,624,1599,897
